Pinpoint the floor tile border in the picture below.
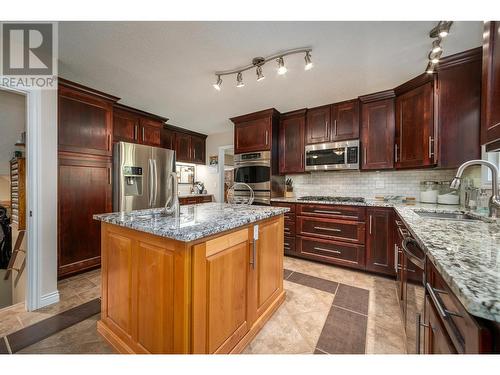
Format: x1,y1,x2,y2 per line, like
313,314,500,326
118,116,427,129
1,298,101,354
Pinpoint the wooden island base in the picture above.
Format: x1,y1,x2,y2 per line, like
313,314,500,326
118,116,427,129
96,215,285,354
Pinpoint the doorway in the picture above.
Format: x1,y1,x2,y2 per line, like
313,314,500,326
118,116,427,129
0,89,27,310
217,145,234,203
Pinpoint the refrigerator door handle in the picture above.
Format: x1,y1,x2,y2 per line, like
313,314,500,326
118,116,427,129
148,159,154,208
153,159,158,206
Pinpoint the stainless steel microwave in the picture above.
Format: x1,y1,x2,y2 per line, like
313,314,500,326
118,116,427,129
305,140,360,171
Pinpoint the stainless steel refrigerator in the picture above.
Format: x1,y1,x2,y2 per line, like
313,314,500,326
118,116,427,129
113,142,176,212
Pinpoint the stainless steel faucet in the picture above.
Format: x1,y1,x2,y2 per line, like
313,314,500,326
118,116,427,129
165,171,179,216
450,159,500,218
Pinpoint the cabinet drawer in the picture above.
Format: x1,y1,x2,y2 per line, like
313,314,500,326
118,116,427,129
297,236,365,269
284,236,296,255
284,212,295,221
201,195,213,203
426,259,491,353
297,216,365,244
297,204,365,221
284,219,296,237
273,202,296,213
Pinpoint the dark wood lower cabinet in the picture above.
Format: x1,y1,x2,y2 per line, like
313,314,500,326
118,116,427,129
365,207,394,276
58,154,112,278
424,295,458,354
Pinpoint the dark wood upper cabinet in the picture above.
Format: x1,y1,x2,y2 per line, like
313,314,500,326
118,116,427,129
279,109,306,174
113,108,139,143
232,109,279,154
161,125,207,164
331,99,360,141
161,127,176,150
175,132,192,162
191,134,206,164
139,118,162,147
395,77,436,169
58,80,118,156
436,48,482,168
305,105,331,144
359,91,395,170
481,21,500,152
365,207,394,276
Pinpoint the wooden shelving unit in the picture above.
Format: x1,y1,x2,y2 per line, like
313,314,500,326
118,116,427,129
10,157,26,230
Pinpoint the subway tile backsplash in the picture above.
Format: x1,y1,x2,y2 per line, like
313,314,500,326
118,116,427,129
287,169,457,200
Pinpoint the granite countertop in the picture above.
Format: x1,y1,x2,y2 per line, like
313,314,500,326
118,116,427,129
272,196,500,322
94,203,289,243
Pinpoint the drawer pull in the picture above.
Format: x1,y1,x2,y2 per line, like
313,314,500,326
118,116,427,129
313,226,341,232
313,210,342,214
426,283,463,319
313,246,341,255
284,242,289,246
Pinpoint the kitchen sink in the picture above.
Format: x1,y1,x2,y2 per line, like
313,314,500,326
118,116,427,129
414,211,482,221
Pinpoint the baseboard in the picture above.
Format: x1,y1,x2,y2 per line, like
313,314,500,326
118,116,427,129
38,290,60,308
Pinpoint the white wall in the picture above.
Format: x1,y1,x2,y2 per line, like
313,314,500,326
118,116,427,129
198,130,233,201
0,90,26,176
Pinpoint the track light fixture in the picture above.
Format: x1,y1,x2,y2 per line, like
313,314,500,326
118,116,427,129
212,47,312,90
424,21,453,75
236,72,244,88
277,57,287,75
304,51,313,70
213,75,222,91
256,66,265,81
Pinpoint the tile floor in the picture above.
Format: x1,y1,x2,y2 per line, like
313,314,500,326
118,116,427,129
1,257,407,354
0,268,101,338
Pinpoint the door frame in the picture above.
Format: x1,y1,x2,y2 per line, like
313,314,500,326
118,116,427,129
217,145,234,203
0,84,58,311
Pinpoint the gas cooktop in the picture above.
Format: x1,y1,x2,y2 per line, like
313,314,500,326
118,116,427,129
297,196,366,203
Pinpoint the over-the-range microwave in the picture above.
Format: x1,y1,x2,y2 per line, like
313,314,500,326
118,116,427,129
305,139,359,171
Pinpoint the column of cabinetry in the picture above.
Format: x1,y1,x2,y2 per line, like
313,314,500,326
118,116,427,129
58,78,119,278
279,109,306,174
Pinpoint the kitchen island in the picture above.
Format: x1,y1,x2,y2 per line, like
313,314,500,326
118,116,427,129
93,203,288,354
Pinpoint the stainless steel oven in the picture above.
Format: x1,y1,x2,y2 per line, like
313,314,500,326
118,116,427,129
233,151,284,205
305,140,359,171
234,151,271,191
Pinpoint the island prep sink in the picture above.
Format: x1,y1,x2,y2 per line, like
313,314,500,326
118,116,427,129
415,211,482,221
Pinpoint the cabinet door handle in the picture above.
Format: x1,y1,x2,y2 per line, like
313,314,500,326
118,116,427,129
428,136,434,159
313,246,341,254
394,244,398,272
265,130,269,145
334,119,338,136
250,240,257,269
369,215,373,234
142,127,145,142
108,134,111,151
108,167,111,185
395,144,399,163
313,226,341,232
364,147,367,166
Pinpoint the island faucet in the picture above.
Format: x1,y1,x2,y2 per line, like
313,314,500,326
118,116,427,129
165,171,179,216
450,159,500,218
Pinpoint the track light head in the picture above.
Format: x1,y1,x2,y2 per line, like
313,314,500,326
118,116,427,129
428,49,443,64
431,39,442,54
277,57,287,75
429,21,453,39
213,76,222,91
256,66,265,81
236,72,244,88
304,51,313,70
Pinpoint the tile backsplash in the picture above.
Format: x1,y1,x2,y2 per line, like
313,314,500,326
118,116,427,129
287,169,457,200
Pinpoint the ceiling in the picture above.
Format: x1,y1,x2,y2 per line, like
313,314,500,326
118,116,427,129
58,21,483,135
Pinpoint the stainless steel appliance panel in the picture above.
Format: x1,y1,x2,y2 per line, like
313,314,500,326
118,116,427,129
114,142,152,212
305,139,359,171
151,147,176,208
